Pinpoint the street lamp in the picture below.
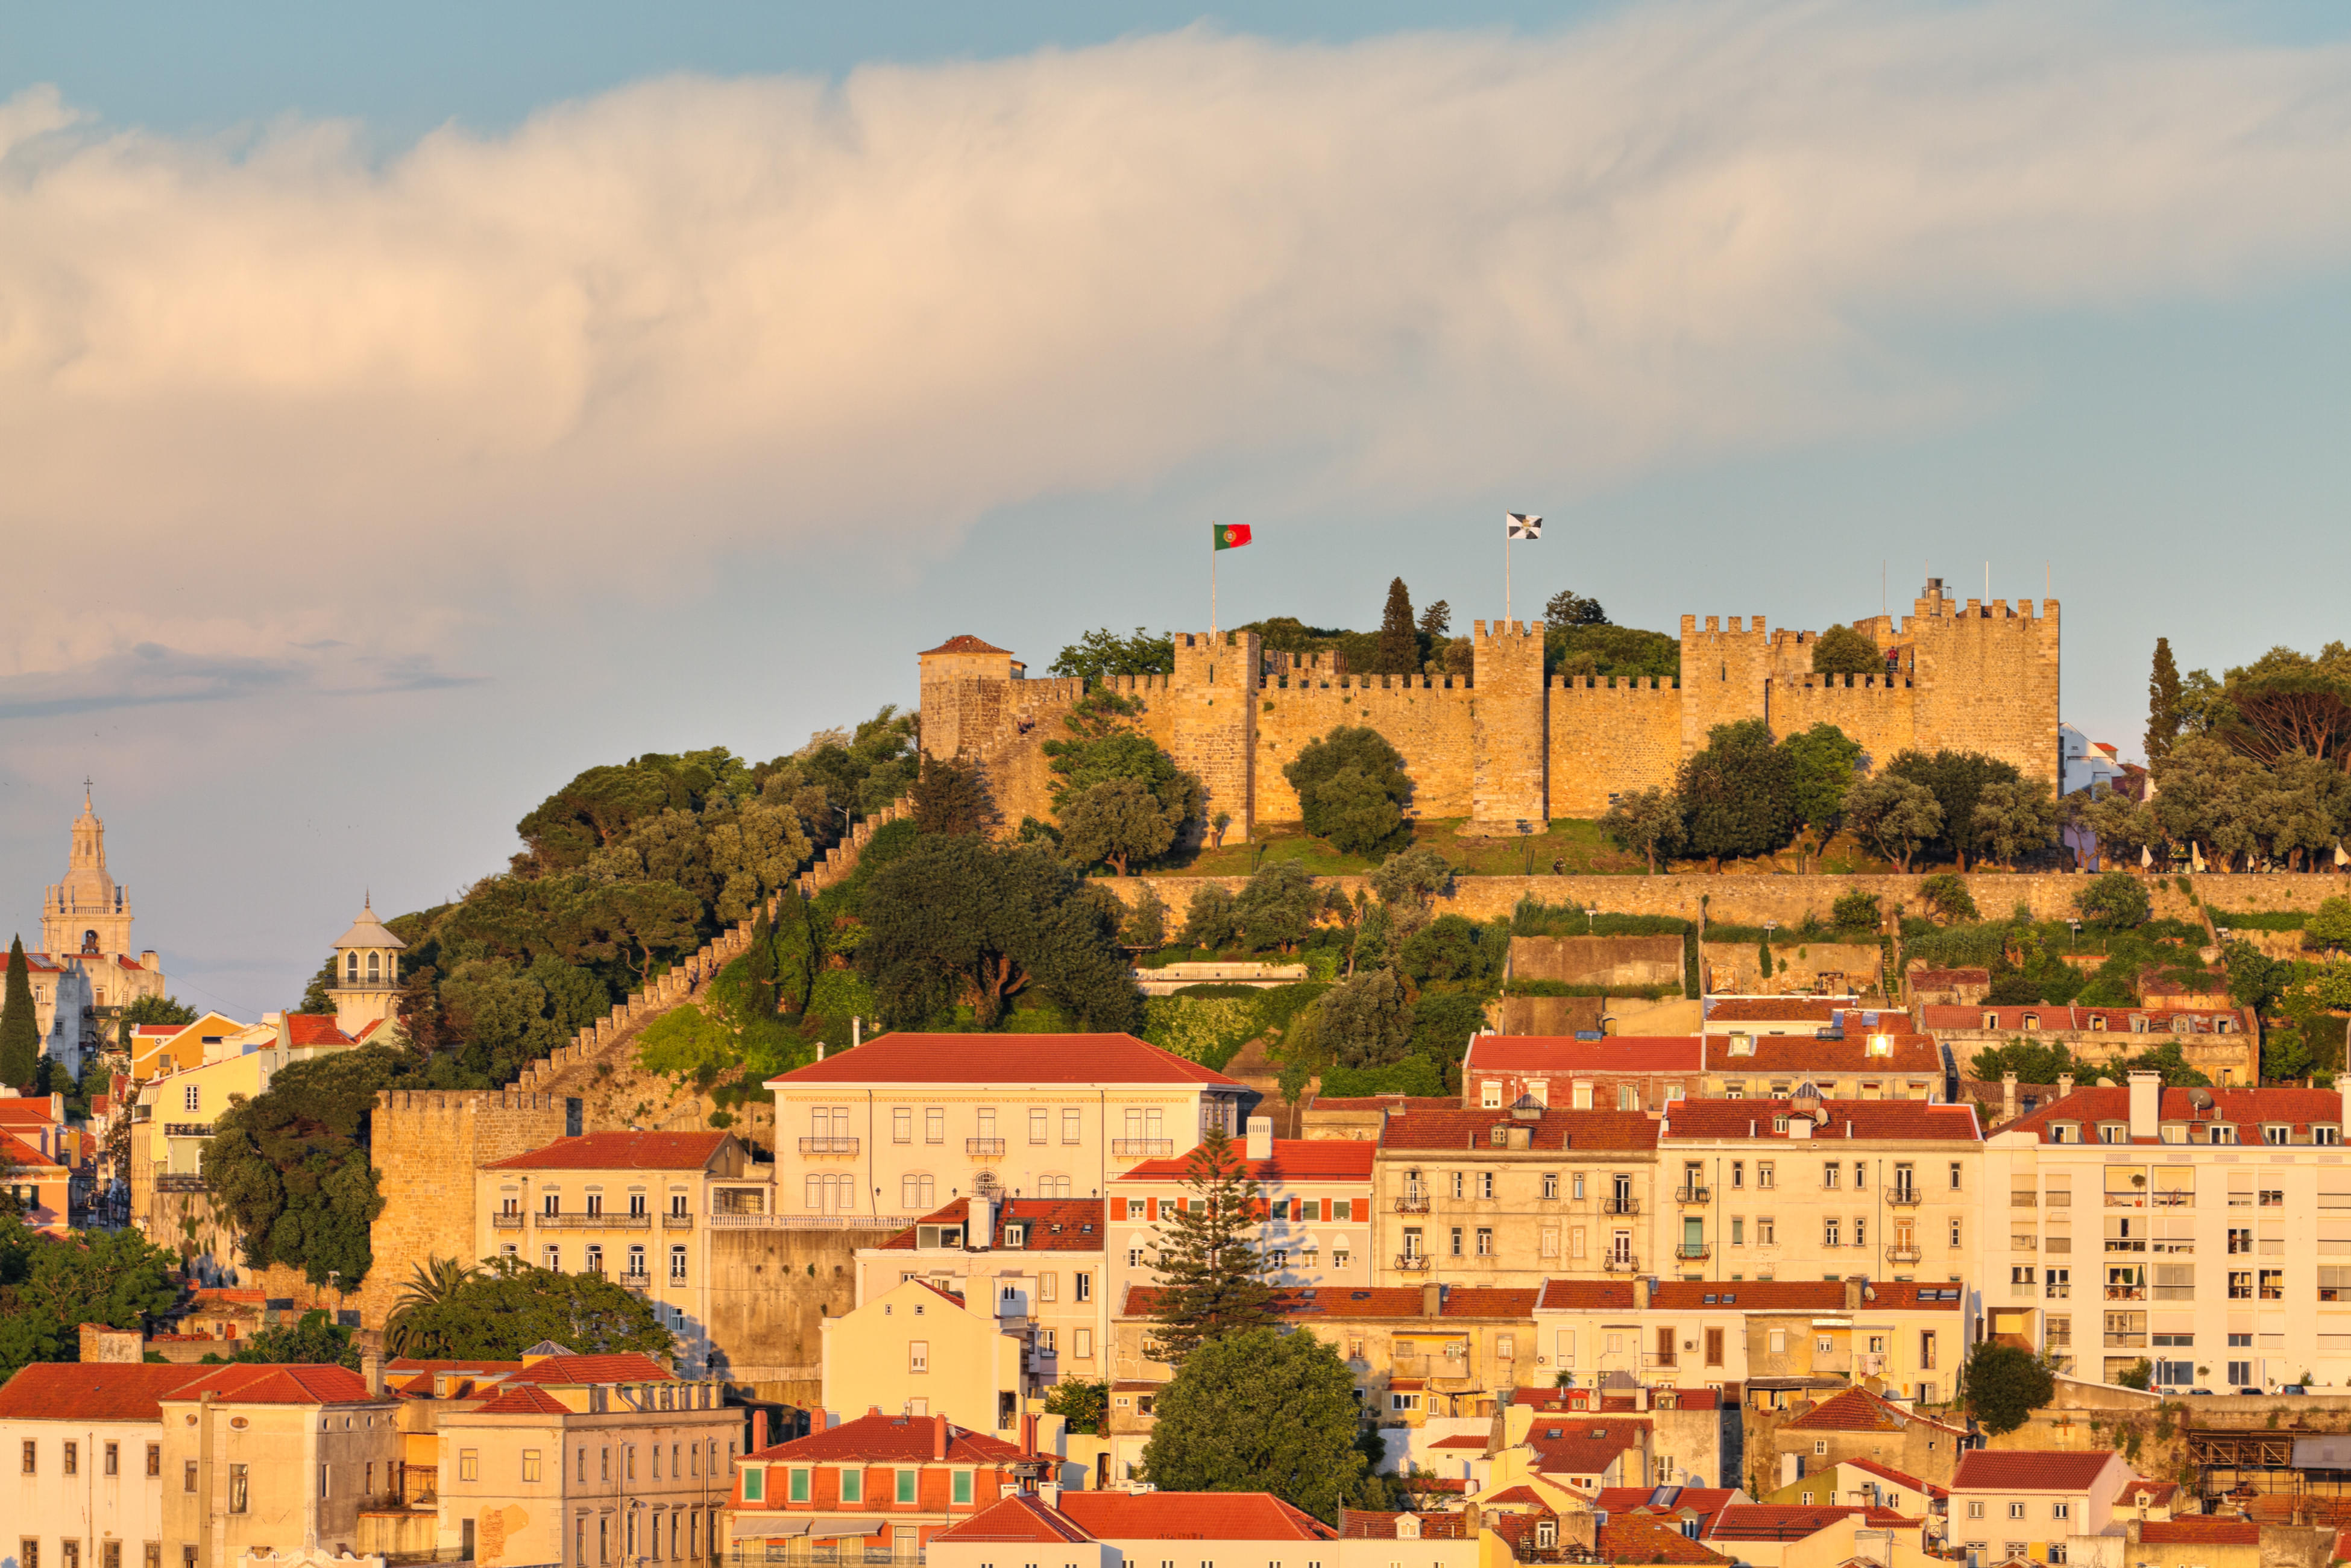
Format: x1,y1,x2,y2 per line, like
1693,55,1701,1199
1584,904,1599,936
2067,918,2082,952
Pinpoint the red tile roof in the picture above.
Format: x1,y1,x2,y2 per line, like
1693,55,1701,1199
1339,1511,1470,1540
919,635,1013,656
1648,1280,1846,1311
1951,1450,2121,1492
483,1132,731,1171
1857,1282,1966,1311
1600,1515,1731,1563
471,1386,573,1415
1523,1416,1650,1476
0,1363,213,1422
935,1495,1098,1544
1115,1139,1373,1182
1307,1095,1459,1113
1706,1505,1880,1541
748,1409,1024,1464
284,1013,353,1047
2122,1479,2181,1507
504,1353,674,1385
1708,1036,1944,1075
767,1034,1239,1088
0,1100,61,1125
1380,1109,1660,1151
1594,1487,1739,1528
1057,1492,1338,1541
1842,1458,1946,1500
1786,1387,1965,1437
1921,1005,2250,1033
1121,1283,1537,1321
880,1197,1105,1252
1660,1098,1981,1143
1535,1280,1638,1311
0,1131,63,1171
2135,1519,2258,1545
1708,1000,1843,1022
160,1364,381,1405
2006,1085,2344,1144
1464,1036,1705,1074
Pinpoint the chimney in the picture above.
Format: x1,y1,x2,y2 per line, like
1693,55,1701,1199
2128,1071,2161,1141
2001,1072,2018,1123
932,1412,949,1460
2058,1072,2075,1100
808,1405,827,1435
1844,1279,1864,1312
1637,1276,1653,1310
78,1323,141,1364
868,1405,883,1417
1246,1115,1273,1162
362,1348,384,1397
1422,1282,1442,1318
1632,1384,1648,1412
1021,1411,1040,1455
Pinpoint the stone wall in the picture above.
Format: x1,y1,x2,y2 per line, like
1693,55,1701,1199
1772,675,1918,772
1548,677,1681,818
1909,596,2063,788
1699,940,1885,997
1471,620,1548,831
1256,675,1478,823
1509,936,1684,989
1171,632,1259,842
706,1224,895,1406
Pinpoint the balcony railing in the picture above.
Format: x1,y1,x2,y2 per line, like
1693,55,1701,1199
966,1138,1007,1157
1396,1196,1431,1213
799,1136,860,1156
1602,1255,1641,1273
662,1213,693,1229
2105,1193,2146,1209
537,1213,650,1230
1605,1198,1640,1216
2104,1285,2146,1300
619,1270,652,1289
1887,1189,1922,1207
1113,1139,1173,1158
1675,1186,1711,1205
163,1122,212,1139
1676,1243,1710,1261
2046,1283,2071,1299
491,1212,526,1229
1394,1253,1430,1272
2104,1333,2147,1349
154,1174,208,1192
1886,1244,1922,1263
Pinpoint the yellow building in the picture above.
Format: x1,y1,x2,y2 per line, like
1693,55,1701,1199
1947,1449,2132,1567
129,1012,247,1083
156,1362,405,1563
823,1276,1037,1437
328,898,407,1039
1764,1456,1945,1520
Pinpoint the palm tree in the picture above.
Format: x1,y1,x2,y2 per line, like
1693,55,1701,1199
383,1256,478,1356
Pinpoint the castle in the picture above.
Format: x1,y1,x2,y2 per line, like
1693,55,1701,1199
919,581,2060,836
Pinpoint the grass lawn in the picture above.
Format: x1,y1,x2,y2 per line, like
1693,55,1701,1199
1152,819,1904,878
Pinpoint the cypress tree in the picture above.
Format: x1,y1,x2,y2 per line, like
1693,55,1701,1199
2147,638,2183,767
744,908,778,1018
0,936,42,1091
1375,578,1417,676
1146,1126,1282,1363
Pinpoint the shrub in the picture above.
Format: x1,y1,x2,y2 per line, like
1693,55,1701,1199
2076,872,2151,933
1831,890,1881,931
1282,727,1413,857
1918,873,1979,924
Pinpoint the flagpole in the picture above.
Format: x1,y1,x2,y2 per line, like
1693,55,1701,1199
1505,531,1512,625
1210,524,1218,643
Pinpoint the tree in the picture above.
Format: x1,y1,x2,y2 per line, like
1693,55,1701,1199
368,1255,675,1360
1122,886,1169,949
2076,788,2161,867
1544,589,1609,628
1416,600,1452,647
1916,872,1979,924
1048,627,1176,681
1233,862,1320,952
1969,1039,2092,1086
118,993,198,1050
1283,728,1414,857
1140,1327,1385,1524
1043,1378,1109,1435
1843,775,1942,874
0,1227,181,1380
1963,1340,2054,1435
385,1256,482,1356
1043,694,1203,864
1145,1127,1282,1363
2147,638,2183,767
1678,720,1795,869
1315,969,1413,1069
296,955,339,1017
2114,1358,2153,1391
910,756,998,838
2150,737,2262,871
1811,625,1883,677
856,836,1142,1031
1831,891,1881,932
233,1308,361,1370
1059,779,1177,877
0,938,39,1091
1369,845,1453,921
1400,916,1502,986
2075,873,2151,933
1887,750,2024,871
2211,644,2351,772
1374,578,1418,676
1782,724,1865,872
1179,885,1240,952
1599,788,1682,874
1972,777,2062,868
2309,896,2351,956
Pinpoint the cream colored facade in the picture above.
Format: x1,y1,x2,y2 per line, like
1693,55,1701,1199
823,1277,1037,1437
473,1135,771,1379
2,1412,166,1568
157,1386,403,1564
431,1379,738,1568
1948,1452,2133,1568
132,1036,353,1256
327,899,405,1039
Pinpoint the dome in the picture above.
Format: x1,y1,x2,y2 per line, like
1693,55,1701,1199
333,897,407,952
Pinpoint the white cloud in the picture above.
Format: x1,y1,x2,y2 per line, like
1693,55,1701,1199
4,2,2351,690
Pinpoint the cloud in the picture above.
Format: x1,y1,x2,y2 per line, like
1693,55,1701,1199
0,639,483,720
4,2,2351,669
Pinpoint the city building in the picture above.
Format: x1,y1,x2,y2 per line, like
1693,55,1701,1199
930,1491,1344,1568
1652,1092,1983,1286
0,1361,189,1568
723,1406,1043,1560
328,898,408,1039
1702,1000,1850,1038
2,1124,73,1233
764,1034,1245,1224
825,1273,1060,1438
1460,1036,1702,1114
1947,1449,2133,1568
1108,1122,1373,1293
38,789,169,1072
5,949,94,1081
1984,1076,2351,1387
1699,1033,1950,1104
1922,1006,2256,1086
1701,1503,1931,1568
1766,1387,1969,1491
127,1013,245,1084
474,1132,771,1377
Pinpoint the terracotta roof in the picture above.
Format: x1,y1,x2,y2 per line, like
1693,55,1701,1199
1857,1282,1966,1311
1660,1098,1981,1143
0,1362,210,1422
1709,999,1843,1022
483,1132,731,1171
1339,1510,1470,1540
1786,1387,1965,1437
194,1288,266,1305
1842,1458,1946,1500
767,1033,1238,1088
0,1100,60,1125
1535,1280,1638,1311
748,1409,1023,1464
1707,1505,1879,1541
1429,1435,1488,1450
935,1494,1097,1544
1380,1109,1660,1152
1921,1004,2250,1032
1483,1485,1550,1507
1600,1514,1731,1563
2006,1085,2345,1144
160,1364,382,1405
1116,1139,1373,1182
919,635,1013,656
2123,1479,2181,1507
471,1386,573,1415
880,1197,1105,1252
284,1013,354,1047
1593,1487,1739,1528
1464,1036,1705,1074
1057,1492,1338,1541
1708,1036,1943,1075
2135,1519,2258,1545
0,1130,64,1171
1307,1095,1459,1113
1523,1416,1649,1476
504,1353,674,1385
1648,1280,1846,1311
1951,1451,2120,1492
1120,1283,1537,1321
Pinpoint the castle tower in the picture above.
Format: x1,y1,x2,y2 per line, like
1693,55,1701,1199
1171,631,1260,843
917,634,1024,761
330,897,406,1036
1471,621,1548,832
43,787,134,960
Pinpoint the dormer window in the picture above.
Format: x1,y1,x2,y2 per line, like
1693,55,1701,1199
2159,1124,2187,1144
2021,1013,2039,1031
2264,1125,2291,1145
2090,1015,2107,1031
1982,1013,1998,1030
2098,1124,2126,1144
1003,1224,1027,1247
2049,1123,2077,1144
1729,1033,1754,1057
2319,1126,2343,1147
1773,1116,1790,1133
2131,1016,2150,1033
1867,1035,1892,1057
2210,1125,2238,1145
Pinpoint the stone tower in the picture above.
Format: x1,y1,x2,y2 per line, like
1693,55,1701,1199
43,788,134,960
330,897,406,1036
1171,631,1260,843
1471,620,1547,833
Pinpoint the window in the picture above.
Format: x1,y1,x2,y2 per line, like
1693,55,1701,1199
460,1448,480,1481
1758,1162,1775,1189
586,1192,603,1217
671,1245,688,1281
1824,1219,1840,1247
1968,1503,1985,1520
233,1463,251,1511
953,1470,974,1505
183,1085,200,1112
1476,1227,1493,1256
1062,1109,1081,1144
146,1443,159,1478
524,1449,542,1483
1823,1163,1841,1189
544,1244,561,1271
893,1107,913,1143
1450,1227,1464,1256
1731,1160,1745,1188
1451,1171,1465,1199
841,1469,864,1503
1075,1271,1092,1302
1951,1217,1965,1248
2051,1502,2070,1520
1040,1271,1058,1301
910,1340,929,1373
185,1460,198,1493
1731,1217,1745,1246
1075,1328,1094,1359
1541,1173,1558,1199
1478,1171,1494,1199
19,1439,31,1474
901,1174,936,1210
2261,1270,2285,1300
1483,1082,1503,1109
896,1469,917,1504
1028,1109,1048,1144
63,1440,77,1475
2009,1503,2026,1520
103,1441,118,1476
1758,1217,1775,1245
790,1466,812,1502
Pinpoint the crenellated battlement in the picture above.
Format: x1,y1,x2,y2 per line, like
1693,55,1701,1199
1550,675,1680,693
1264,673,1469,693
1471,619,1541,643
1787,673,1913,692
1680,614,1773,638
1102,672,1177,694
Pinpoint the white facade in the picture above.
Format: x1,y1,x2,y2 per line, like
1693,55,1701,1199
0,1415,165,1568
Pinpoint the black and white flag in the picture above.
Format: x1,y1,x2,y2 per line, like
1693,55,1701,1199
1506,512,1543,540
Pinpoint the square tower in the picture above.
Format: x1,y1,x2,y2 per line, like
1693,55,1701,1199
1471,620,1547,832
1171,631,1260,843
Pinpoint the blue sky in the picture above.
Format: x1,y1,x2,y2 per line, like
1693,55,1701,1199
4,1,2350,1018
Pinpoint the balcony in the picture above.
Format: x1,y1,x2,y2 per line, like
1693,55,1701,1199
2104,1333,2147,1349
154,1174,208,1193
1675,1243,1710,1261
163,1122,213,1139
619,1270,652,1289
1602,1255,1641,1273
966,1138,1007,1157
1887,1189,1923,1207
1675,1186,1711,1205
1113,1139,1173,1158
537,1213,651,1230
2105,1192,2146,1209
799,1136,860,1156
1886,1244,1922,1264
491,1212,525,1230
662,1213,693,1229
1395,1196,1431,1214
2104,1285,2146,1301
2046,1283,2072,1299
1605,1198,1640,1216
1394,1253,1430,1273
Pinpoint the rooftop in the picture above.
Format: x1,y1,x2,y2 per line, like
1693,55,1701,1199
284,1013,355,1048
1120,1283,1537,1321
1951,1450,2120,1493
766,1033,1239,1088
1660,1098,1981,1143
503,1353,675,1385
1922,1004,2250,1032
1115,1138,1373,1182
1463,1035,1705,1074
880,1197,1105,1252
1785,1387,1965,1438
747,1409,1023,1466
1057,1492,1338,1542
483,1132,732,1171
1380,1109,1660,1152
918,635,1013,656
2006,1085,2346,1143
1708,1035,1944,1075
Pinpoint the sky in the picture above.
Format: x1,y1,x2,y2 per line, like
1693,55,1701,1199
5,0,2351,1019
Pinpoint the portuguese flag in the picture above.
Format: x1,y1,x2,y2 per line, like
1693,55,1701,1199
1213,523,1253,550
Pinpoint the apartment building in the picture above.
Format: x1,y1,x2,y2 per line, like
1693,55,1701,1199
474,1130,771,1376
725,1407,1041,1560
1699,1034,1949,1104
764,1034,1245,1223
1922,1006,2257,1087
1947,1449,2133,1568
1984,1075,2351,1387
1370,1106,1662,1286
1460,1036,1702,1115
1652,1093,1983,1286
1766,1388,1969,1492
930,1491,1348,1568
1108,1122,1374,1292
154,1363,404,1564
1,1362,186,1568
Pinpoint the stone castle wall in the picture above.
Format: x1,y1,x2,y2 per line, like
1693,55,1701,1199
1256,673,1478,822
707,1224,895,1405
1547,676,1682,817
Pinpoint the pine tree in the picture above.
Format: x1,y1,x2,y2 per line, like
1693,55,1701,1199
0,936,41,1091
1146,1126,1282,1363
2147,638,2183,767
1375,578,1417,676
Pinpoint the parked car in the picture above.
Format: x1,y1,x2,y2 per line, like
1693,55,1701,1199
2189,1387,2216,1396
2236,1386,2264,1396
2277,1385,2308,1394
